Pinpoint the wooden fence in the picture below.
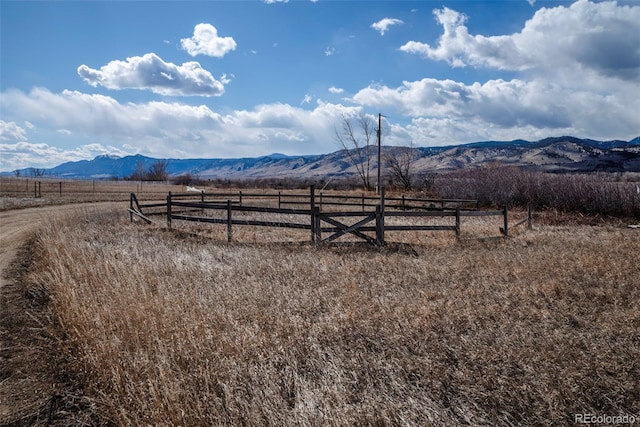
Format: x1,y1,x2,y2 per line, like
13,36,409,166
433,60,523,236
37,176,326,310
0,177,185,199
129,186,532,246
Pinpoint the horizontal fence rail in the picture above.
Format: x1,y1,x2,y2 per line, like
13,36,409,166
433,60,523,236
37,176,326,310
129,187,532,246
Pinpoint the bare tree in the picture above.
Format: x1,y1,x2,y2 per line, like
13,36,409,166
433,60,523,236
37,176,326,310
334,114,376,191
130,161,148,181
148,160,169,181
385,144,419,191
128,159,169,181
30,168,46,177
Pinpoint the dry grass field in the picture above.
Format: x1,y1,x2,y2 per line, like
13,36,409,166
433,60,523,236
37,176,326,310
3,201,638,425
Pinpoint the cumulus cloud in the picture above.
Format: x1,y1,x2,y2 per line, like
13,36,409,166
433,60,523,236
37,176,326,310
180,23,237,58
351,76,640,142
264,0,289,3
325,47,336,56
400,0,640,81
78,53,227,96
2,88,225,141
328,86,344,94
0,120,28,141
371,18,404,35
0,88,363,168
0,141,134,171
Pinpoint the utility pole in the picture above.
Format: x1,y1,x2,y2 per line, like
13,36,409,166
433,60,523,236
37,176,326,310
377,113,383,195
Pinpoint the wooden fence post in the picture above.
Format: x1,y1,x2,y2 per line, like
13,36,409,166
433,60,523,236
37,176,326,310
502,205,509,236
314,206,322,244
59,182,62,196
167,192,172,230
375,187,386,246
278,191,281,209
455,206,461,238
227,200,233,242
375,205,384,246
130,193,134,222
362,193,365,212
310,185,316,242
239,191,243,207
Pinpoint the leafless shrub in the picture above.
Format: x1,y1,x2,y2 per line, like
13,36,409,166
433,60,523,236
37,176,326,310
431,166,640,218
385,146,418,191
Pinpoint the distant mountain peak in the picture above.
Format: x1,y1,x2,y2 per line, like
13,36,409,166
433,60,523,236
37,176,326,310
95,154,122,160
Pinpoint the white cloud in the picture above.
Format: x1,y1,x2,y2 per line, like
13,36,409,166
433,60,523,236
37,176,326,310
301,94,312,105
180,23,237,58
264,0,289,3
78,53,227,97
0,141,134,172
371,18,404,36
0,120,27,141
220,73,234,85
325,47,336,56
328,86,344,94
2,88,225,142
351,76,640,142
400,1,640,82
0,88,364,169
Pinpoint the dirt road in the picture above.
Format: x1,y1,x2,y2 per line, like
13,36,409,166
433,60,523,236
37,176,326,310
0,206,53,289
0,203,122,288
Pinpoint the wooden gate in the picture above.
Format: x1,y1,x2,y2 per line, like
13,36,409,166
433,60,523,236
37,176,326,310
312,205,384,245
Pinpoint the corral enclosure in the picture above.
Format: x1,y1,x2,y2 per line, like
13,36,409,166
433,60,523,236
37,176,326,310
131,187,531,245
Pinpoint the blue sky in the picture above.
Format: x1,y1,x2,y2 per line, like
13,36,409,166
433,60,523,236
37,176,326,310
1,0,639,171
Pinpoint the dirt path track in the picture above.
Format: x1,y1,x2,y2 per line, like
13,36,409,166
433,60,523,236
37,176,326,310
0,203,120,288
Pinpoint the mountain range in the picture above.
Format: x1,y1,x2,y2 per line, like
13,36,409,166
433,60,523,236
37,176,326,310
4,136,640,180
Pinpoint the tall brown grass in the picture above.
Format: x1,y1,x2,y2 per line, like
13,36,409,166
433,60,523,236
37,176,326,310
21,209,640,425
